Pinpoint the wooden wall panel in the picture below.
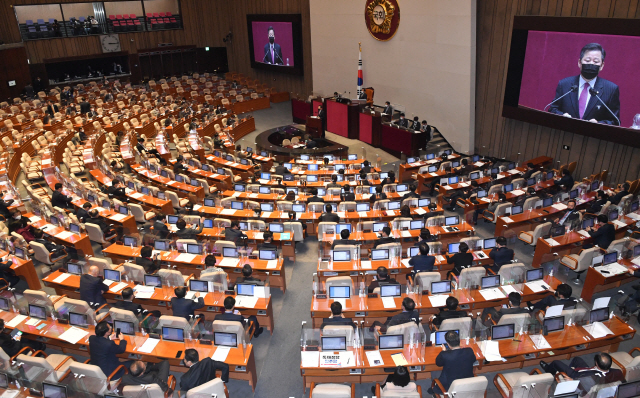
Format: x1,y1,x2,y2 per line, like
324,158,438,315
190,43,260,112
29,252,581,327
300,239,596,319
0,46,31,100
476,0,640,185
0,0,312,96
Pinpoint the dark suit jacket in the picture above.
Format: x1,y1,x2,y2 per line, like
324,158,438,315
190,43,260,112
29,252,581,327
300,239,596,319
409,255,436,274
51,190,72,208
274,165,291,175
224,227,247,244
435,347,476,390
171,297,204,319
176,224,204,240
113,300,146,315
331,239,356,249
80,274,108,306
89,335,127,378
395,118,408,128
135,256,159,274
610,190,629,205
383,105,393,115
589,223,616,249
263,43,284,65
307,195,325,203
321,317,356,329
432,310,469,327
554,174,575,189
214,311,249,328
385,310,419,329
77,208,91,223
153,220,170,239
493,306,529,322
548,75,620,125
340,193,355,202
121,361,170,391
374,236,397,249
318,213,340,223
489,247,514,267
180,358,229,390
368,277,399,294
46,104,59,116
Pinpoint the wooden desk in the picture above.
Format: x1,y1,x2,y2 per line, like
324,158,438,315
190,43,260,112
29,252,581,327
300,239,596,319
581,257,640,302
0,310,259,391
0,250,40,290
531,216,636,268
130,164,205,200
301,315,633,389
326,100,359,139
291,98,312,124
381,123,429,158
25,212,94,257
358,111,382,147
101,245,288,292
319,223,475,247
42,270,275,335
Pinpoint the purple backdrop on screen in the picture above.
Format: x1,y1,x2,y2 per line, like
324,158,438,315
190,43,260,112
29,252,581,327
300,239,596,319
252,21,294,67
518,31,640,127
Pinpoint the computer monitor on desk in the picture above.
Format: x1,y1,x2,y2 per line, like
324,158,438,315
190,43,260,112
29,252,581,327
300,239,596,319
145,274,162,287
435,330,457,345
379,284,401,297
214,332,238,347
259,249,277,260
332,250,350,262
373,222,386,232
431,281,451,294
445,216,459,226
526,268,543,282
237,283,255,296
491,324,515,340
448,243,460,254
261,203,274,212
189,279,208,293
123,236,137,246
321,336,346,351
69,312,88,327
356,203,370,212
104,269,121,282
43,382,67,398
371,249,389,260
543,316,564,333
379,334,403,350
114,320,135,335
67,262,82,275
162,327,184,342
29,304,46,320
336,223,352,235
223,247,238,258
154,240,168,251
481,275,500,289
589,308,609,323
617,380,640,398
329,286,350,299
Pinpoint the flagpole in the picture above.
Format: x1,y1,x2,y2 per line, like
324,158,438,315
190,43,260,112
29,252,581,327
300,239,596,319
357,42,363,98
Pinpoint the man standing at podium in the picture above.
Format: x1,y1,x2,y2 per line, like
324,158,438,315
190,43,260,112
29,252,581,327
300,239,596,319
317,105,326,138
263,26,284,65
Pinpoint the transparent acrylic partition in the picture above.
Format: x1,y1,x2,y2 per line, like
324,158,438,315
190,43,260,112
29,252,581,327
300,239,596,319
300,324,364,368
54,300,105,326
13,364,56,389
66,374,118,397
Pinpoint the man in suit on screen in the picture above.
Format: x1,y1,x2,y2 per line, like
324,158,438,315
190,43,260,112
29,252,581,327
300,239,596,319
548,43,620,125
263,26,284,65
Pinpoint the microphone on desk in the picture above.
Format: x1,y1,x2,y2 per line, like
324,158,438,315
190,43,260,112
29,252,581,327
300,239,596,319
543,85,578,111
588,88,620,126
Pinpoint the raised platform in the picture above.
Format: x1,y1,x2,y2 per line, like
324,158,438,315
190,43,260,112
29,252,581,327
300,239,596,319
255,125,348,162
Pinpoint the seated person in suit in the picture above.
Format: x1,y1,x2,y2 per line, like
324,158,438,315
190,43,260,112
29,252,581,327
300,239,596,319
224,220,248,244
415,228,437,245
368,266,399,294
326,174,341,188
361,160,372,174
135,246,160,274
173,158,189,174
51,183,73,209
376,366,418,396
522,162,537,181
238,264,263,285
481,292,528,325
107,180,127,201
553,199,580,227
553,169,574,191
258,231,277,251
585,190,609,214
382,101,393,115
584,214,616,249
394,113,408,128
274,162,291,175
331,228,356,249
443,181,479,211
32,229,68,262
374,185,387,201
318,204,340,223
477,193,508,224
180,348,229,391
86,209,117,239
307,188,324,203
89,321,127,379
147,212,170,239
409,242,436,275
540,353,624,394
122,360,171,392
430,331,476,396
0,258,19,288
411,116,421,130
358,170,370,186
80,265,109,308
371,297,419,333
171,286,205,320
77,202,92,223
373,226,396,249
340,185,355,202
529,283,577,313
515,187,538,207
381,171,396,187
431,296,469,328
403,184,420,200
445,242,474,278
0,319,45,357
486,236,514,273
214,296,263,337
321,301,355,330
113,287,160,318
175,217,204,240
610,182,630,205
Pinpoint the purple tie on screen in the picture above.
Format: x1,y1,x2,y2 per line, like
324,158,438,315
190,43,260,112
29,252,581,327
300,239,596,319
271,46,274,64
579,82,590,119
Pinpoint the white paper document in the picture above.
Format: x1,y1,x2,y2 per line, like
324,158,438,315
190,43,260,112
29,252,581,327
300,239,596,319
219,258,240,267
400,258,411,268
593,297,611,310
385,210,396,216
176,253,197,263
508,169,520,175
339,351,356,367
578,230,591,238
358,211,368,217
103,279,116,286
137,338,160,353
626,213,640,221
29,216,41,222
337,212,346,218
596,262,629,276
235,296,259,308
110,214,128,221
583,322,614,339
552,203,568,211
253,232,264,240
545,238,560,246
266,260,278,269
401,231,412,238
632,257,640,266
545,305,564,318
501,285,518,295
365,350,384,366
554,381,580,396
613,220,627,228
25,318,40,327
436,255,446,262
261,211,271,218
525,280,549,293
479,288,506,301
185,291,198,300
53,273,72,283
382,297,397,309
301,351,320,367
134,291,154,299
59,326,89,344
429,295,450,307
129,192,144,199
511,189,525,196
501,217,514,223
480,340,504,362
530,334,552,350
6,315,27,328
415,208,427,215
220,209,237,216
361,260,372,269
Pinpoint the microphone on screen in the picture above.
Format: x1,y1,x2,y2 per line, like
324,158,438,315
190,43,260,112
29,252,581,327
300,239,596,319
589,88,621,126
543,85,578,111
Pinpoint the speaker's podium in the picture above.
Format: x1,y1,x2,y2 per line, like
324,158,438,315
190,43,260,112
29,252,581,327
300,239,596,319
326,99,359,139
306,115,323,138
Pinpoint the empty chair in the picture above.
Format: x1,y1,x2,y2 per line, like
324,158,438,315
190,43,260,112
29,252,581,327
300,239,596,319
559,247,601,284
68,361,124,395
455,267,485,288
413,272,441,292
15,351,75,383
432,376,488,398
325,276,354,294
518,222,552,247
186,378,228,398
309,383,354,398
493,369,554,398
610,348,640,382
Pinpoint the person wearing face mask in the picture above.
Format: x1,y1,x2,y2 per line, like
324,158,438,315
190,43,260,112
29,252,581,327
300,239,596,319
263,26,283,65
394,113,408,128
548,43,620,125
